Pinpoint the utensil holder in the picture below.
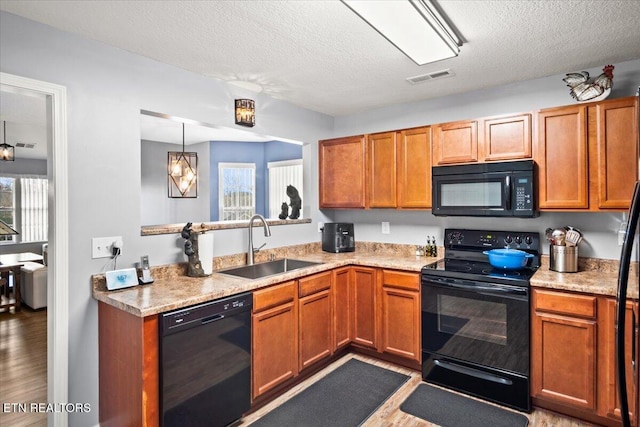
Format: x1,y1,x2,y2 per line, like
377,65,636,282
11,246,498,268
550,244,578,273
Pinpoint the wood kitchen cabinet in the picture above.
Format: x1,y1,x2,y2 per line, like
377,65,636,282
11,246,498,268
333,267,352,350
319,135,367,208
482,113,532,161
298,271,333,372
351,266,378,349
536,105,589,209
537,96,638,211
379,270,420,363
397,126,432,208
602,298,637,423
432,119,478,165
531,289,598,412
532,288,637,426
368,131,397,208
98,302,159,427
252,281,298,400
591,96,639,209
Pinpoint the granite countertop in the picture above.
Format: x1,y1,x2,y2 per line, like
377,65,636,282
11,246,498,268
530,256,629,298
92,243,436,317
92,242,631,318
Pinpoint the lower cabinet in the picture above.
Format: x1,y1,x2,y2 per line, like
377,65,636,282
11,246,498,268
298,271,333,371
351,266,378,349
531,289,597,411
333,266,352,350
380,270,421,363
531,288,636,426
252,281,298,400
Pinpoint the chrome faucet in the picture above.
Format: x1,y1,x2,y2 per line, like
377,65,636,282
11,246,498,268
247,214,271,265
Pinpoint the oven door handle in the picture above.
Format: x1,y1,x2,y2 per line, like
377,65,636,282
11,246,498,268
434,359,514,385
425,278,528,296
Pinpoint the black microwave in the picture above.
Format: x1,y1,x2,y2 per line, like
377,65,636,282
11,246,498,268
431,160,538,217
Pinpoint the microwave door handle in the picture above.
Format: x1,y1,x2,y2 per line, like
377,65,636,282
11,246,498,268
504,176,511,210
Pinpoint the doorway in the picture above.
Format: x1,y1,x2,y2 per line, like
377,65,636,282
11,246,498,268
0,72,69,427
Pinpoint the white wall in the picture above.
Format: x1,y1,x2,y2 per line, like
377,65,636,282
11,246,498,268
141,139,210,226
329,59,640,260
0,11,333,427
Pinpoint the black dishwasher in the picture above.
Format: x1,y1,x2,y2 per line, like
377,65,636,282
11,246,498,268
160,292,252,427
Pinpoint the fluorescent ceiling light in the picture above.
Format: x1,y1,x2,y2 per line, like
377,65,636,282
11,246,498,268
342,0,461,66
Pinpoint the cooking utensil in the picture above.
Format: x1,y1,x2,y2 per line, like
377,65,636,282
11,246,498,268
545,228,554,243
565,227,583,246
483,249,534,270
551,228,566,246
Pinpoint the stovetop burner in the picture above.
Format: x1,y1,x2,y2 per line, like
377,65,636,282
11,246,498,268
421,228,541,287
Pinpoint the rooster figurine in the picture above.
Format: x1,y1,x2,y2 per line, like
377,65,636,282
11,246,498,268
563,65,614,102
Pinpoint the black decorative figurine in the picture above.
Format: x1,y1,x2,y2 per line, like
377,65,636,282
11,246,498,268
181,222,208,277
278,202,289,220
287,185,301,219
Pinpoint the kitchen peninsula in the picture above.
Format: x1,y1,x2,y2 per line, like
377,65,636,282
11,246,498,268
93,241,629,427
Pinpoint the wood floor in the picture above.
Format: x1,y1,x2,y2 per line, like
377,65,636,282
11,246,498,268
0,307,47,427
240,353,600,427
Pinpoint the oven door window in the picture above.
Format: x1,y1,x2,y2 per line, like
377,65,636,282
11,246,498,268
437,294,507,346
422,280,529,375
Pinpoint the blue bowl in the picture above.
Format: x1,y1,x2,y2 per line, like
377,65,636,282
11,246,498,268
483,249,534,270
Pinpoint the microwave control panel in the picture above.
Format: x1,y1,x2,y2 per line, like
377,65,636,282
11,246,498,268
512,172,535,217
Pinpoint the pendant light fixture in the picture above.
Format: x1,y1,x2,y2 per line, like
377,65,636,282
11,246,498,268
168,123,198,198
0,121,15,161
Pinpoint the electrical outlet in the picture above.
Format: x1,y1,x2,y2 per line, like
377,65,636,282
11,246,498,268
318,222,324,233
92,236,122,259
618,225,627,246
381,222,390,234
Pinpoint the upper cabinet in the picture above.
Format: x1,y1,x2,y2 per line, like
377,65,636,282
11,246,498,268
536,105,589,209
591,97,639,209
482,113,532,161
319,136,367,208
319,96,638,212
432,119,478,165
432,113,533,165
398,127,432,209
368,131,398,208
536,96,638,211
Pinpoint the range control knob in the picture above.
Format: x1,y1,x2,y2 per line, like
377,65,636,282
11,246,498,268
504,235,513,244
524,236,533,245
514,236,523,244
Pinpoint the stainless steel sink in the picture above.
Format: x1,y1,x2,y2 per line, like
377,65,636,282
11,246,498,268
217,258,322,280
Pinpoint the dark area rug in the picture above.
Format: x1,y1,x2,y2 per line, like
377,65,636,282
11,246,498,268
250,358,410,427
400,383,529,427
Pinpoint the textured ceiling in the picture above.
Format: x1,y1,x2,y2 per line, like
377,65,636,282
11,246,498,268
2,0,640,117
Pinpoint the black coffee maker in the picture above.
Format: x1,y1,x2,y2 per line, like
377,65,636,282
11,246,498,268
321,223,355,253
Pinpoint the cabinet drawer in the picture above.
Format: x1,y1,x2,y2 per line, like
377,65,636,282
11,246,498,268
253,281,296,313
533,289,596,319
382,270,420,291
299,271,332,298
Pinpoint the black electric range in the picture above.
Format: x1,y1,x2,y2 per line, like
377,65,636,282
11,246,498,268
422,228,541,287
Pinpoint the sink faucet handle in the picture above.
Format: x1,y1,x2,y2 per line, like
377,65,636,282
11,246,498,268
254,242,267,253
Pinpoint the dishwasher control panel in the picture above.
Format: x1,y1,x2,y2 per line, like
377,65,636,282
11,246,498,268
161,292,253,335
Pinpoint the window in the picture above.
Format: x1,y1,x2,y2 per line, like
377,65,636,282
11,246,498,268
219,163,256,220
0,176,48,243
0,177,16,242
21,177,48,242
268,159,303,219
